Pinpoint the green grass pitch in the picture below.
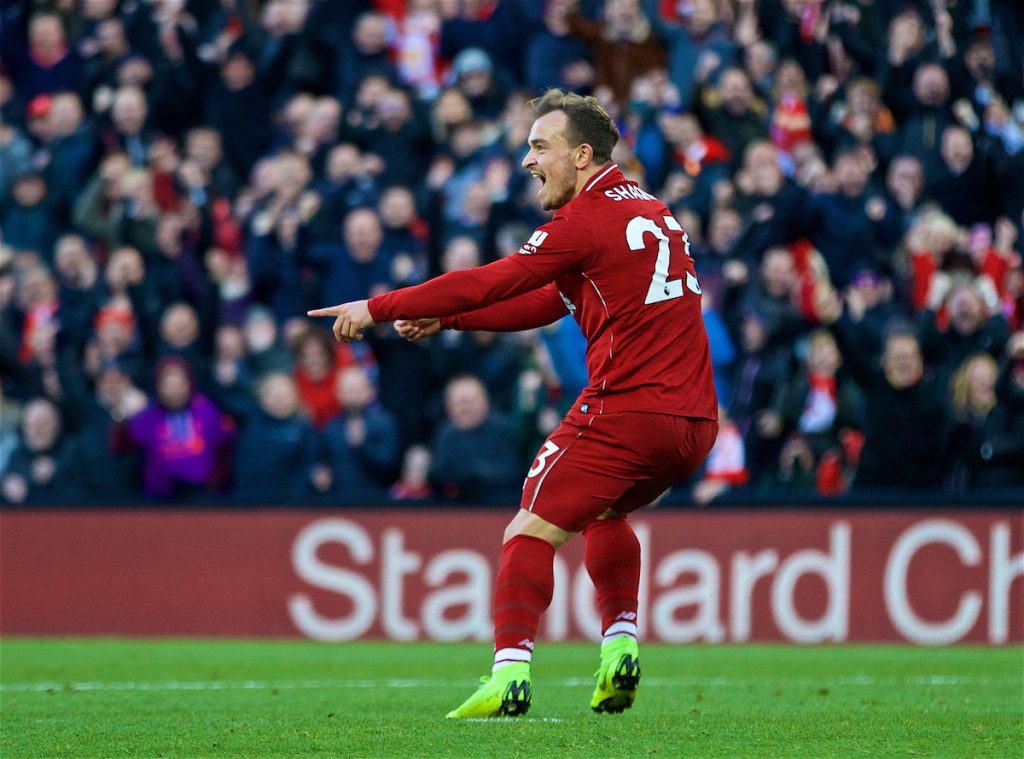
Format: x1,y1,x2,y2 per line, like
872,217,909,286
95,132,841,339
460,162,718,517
1,639,1021,758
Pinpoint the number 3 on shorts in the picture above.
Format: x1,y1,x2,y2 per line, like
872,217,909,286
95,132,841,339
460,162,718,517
527,440,560,478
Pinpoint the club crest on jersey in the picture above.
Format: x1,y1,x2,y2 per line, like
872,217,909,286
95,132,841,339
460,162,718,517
519,230,548,255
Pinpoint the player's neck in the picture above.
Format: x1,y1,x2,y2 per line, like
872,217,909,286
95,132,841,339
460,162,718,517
573,161,616,198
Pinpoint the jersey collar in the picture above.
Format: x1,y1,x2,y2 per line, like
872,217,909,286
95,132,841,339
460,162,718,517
582,163,622,194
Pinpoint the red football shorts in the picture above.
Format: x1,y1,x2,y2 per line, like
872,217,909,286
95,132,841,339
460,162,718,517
520,411,718,532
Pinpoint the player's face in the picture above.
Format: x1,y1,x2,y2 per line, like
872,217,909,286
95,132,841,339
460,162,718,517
522,110,578,211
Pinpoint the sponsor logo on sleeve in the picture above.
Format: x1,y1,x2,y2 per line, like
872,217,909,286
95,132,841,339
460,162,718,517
519,230,549,255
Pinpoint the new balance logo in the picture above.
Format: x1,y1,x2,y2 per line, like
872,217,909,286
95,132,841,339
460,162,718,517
518,639,535,650
518,230,549,255
615,612,637,621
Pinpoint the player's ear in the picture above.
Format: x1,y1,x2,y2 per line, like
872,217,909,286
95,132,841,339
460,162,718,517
574,143,594,169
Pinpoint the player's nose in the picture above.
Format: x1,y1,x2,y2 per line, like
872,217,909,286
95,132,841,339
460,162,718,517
521,151,535,169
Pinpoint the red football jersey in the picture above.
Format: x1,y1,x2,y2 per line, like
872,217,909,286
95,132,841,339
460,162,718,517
368,164,718,420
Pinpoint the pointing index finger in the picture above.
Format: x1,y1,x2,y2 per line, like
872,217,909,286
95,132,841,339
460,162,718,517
307,307,341,318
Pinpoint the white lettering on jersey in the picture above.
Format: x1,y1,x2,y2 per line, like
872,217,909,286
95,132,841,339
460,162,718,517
604,185,656,202
519,230,549,255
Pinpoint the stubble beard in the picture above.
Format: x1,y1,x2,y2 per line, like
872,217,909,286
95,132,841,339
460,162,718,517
541,158,577,210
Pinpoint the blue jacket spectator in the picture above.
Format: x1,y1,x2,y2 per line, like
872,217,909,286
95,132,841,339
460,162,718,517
233,372,319,501
430,374,521,503
307,207,395,308
1,12,84,101
320,366,400,498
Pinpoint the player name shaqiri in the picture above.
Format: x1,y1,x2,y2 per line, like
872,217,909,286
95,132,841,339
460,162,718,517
604,184,658,202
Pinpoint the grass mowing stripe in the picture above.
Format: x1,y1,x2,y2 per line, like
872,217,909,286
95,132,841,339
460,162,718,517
4,674,1020,692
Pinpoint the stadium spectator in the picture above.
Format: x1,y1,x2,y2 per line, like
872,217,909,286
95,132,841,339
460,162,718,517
652,112,732,218
449,48,510,122
314,143,382,233
389,443,433,501
337,11,398,103
643,0,732,112
378,185,429,285
2,12,84,101
892,62,955,182
52,234,102,347
833,266,901,364
692,404,747,504
356,86,433,188
59,361,146,497
695,67,770,170
0,0,1022,506
429,374,520,502
926,125,998,228
524,0,593,96
72,153,158,252
242,306,292,378
37,92,95,227
874,154,927,253
438,0,538,86
309,207,394,308
566,0,667,108
1,171,54,256
919,280,1011,392
320,365,400,497
102,85,155,165
807,149,880,288
204,46,274,179
1,397,85,503
767,329,864,492
943,348,1024,491
292,326,358,430
233,371,319,501
113,356,235,500
821,301,946,490
821,76,896,161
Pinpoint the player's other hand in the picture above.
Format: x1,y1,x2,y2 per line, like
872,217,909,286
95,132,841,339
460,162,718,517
395,318,441,342
307,300,375,342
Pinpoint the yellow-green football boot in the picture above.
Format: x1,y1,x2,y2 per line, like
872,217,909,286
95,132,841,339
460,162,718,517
590,637,640,713
445,662,532,718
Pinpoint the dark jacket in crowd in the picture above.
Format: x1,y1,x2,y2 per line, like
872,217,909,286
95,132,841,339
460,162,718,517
320,405,401,497
429,412,521,502
2,437,86,503
832,321,947,489
233,409,319,501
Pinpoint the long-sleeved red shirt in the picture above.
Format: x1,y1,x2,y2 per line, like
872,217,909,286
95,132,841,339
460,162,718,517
368,164,717,420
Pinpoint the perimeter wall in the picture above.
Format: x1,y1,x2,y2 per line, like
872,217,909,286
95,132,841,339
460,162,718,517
1,509,1021,644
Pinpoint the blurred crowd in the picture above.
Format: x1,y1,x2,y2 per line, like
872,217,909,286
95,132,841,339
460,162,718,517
2,0,1023,505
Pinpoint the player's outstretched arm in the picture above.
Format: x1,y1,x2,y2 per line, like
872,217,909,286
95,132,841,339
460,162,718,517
395,285,567,342
311,223,580,343
449,284,566,331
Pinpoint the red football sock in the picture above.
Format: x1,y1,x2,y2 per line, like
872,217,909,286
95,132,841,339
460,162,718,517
492,535,555,669
584,518,641,639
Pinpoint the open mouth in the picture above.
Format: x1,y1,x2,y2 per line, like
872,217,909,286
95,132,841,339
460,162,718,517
530,171,546,186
